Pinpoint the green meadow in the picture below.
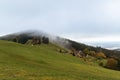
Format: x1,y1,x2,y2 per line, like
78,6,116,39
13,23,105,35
0,40,120,80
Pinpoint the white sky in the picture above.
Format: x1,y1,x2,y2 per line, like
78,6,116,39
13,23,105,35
0,0,120,45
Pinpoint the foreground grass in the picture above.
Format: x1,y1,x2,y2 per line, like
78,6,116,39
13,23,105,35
0,40,120,80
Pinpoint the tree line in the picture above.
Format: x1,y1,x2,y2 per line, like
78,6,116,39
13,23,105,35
68,39,120,71
12,34,49,45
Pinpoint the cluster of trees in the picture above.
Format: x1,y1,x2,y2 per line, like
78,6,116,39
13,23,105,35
83,48,106,59
69,39,120,60
13,34,32,44
70,47,120,70
32,37,41,45
70,47,107,62
82,48,120,71
83,48,96,56
69,39,120,71
12,34,49,45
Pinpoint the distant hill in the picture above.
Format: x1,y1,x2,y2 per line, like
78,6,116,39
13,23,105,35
114,48,120,51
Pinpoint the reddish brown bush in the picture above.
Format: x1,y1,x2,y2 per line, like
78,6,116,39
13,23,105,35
105,58,118,70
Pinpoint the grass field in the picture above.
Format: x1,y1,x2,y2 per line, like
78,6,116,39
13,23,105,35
0,40,120,80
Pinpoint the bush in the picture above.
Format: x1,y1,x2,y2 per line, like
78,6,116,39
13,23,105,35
83,48,90,56
42,37,49,44
99,62,104,66
89,51,96,56
105,58,118,70
32,37,41,45
95,52,106,59
117,60,120,70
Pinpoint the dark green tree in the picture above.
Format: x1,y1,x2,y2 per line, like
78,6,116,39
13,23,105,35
42,36,49,44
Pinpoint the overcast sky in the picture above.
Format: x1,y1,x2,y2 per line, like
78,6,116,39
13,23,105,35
0,0,120,45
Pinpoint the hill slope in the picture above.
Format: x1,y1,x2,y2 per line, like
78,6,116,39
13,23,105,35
1,31,120,60
0,40,120,80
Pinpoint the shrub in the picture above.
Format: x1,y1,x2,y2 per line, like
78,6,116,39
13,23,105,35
99,62,104,66
95,52,106,59
83,48,90,56
42,37,49,44
105,58,118,70
32,37,41,45
89,51,96,56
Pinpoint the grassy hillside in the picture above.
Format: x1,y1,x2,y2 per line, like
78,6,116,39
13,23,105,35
0,40,120,80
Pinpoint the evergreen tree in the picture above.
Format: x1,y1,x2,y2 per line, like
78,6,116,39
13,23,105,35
42,36,49,44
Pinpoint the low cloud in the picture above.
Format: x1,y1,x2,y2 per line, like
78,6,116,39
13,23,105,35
0,0,120,44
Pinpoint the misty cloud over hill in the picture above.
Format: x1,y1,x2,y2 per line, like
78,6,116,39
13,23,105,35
1,30,120,61
0,30,71,48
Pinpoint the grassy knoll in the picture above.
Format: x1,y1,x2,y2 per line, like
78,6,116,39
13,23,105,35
0,40,120,80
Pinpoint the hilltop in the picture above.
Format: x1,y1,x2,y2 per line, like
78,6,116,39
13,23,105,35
0,40,120,80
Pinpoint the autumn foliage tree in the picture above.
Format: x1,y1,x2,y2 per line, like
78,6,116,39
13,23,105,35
83,48,90,56
32,37,41,45
105,58,118,70
95,52,106,59
83,48,96,56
